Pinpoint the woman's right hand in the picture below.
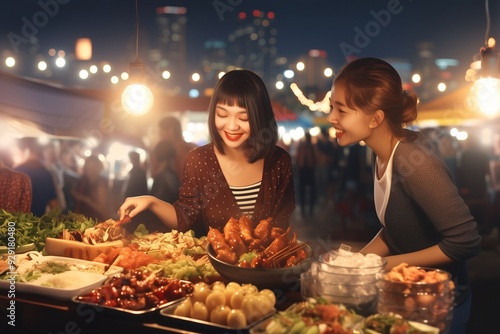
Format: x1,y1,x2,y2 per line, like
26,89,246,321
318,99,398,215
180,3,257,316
118,195,155,221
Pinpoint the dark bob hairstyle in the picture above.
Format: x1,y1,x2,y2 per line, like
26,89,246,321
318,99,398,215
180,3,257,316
207,69,278,163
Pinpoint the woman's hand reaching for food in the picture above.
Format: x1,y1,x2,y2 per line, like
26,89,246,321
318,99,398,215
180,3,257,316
118,195,155,221
117,196,178,230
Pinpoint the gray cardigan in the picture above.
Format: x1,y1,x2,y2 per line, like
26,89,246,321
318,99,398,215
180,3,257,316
375,131,482,304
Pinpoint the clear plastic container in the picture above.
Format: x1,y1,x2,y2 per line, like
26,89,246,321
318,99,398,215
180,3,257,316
376,267,455,333
305,249,386,316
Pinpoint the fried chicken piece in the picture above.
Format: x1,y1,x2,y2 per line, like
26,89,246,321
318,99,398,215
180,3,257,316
248,238,267,252
254,218,272,241
238,216,255,245
262,227,292,258
207,227,237,264
270,226,285,239
223,217,247,257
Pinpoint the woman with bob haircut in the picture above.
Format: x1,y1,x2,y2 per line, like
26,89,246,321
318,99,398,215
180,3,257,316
118,69,295,236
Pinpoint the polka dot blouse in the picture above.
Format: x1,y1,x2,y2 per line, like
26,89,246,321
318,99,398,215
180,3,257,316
174,144,296,235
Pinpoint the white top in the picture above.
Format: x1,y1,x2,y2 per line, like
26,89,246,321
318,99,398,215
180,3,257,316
374,141,400,226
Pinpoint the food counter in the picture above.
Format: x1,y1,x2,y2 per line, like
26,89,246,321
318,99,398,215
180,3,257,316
0,213,452,334
0,273,303,334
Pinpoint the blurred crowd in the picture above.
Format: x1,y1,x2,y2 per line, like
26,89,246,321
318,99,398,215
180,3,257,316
1,118,499,247
283,125,500,246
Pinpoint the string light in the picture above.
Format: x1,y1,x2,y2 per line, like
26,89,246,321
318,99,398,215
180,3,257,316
290,83,330,113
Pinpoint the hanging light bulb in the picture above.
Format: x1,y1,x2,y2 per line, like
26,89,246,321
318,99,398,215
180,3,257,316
121,0,154,115
467,0,500,117
122,58,154,115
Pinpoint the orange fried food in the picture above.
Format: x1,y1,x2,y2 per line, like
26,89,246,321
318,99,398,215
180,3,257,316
207,227,238,264
248,238,267,252
238,216,255,244
92,247,156,270
262,227,292,258
254,217,272,241
286,247,307,267
270,226,285,239
223,217,247,258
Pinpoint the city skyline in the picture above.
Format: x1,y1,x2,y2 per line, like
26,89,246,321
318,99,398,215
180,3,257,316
1,1,496,65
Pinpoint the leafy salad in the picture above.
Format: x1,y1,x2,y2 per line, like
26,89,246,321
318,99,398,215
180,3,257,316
260,298,363,334
0,209,97,252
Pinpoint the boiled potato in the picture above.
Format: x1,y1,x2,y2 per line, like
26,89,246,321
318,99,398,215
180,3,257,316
225,282,241,291
190,301,209,321
210,305,231,326
254,293,273,315
211,281,226,292
259,289,276,306
241,294,262,323
240,283,258,295
173,298,192,317
191,282,211,304
227,309,247,328
205,290,226,313
224,285,238,306
230,289,245,309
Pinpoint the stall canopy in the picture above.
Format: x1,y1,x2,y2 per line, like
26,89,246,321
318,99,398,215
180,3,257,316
0,71,104,138
416,84,495,127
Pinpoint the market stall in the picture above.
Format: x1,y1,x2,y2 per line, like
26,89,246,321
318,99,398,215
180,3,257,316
0,211,452,334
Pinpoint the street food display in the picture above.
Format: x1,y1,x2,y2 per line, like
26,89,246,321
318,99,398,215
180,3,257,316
0,209,96,252
253,298,440,334
207,217,309,268
377,263,455,332
73,269,194,314
0,253,122,300
253,298,364,333
159,281,276,332
302,247,386,316
0,212,455,333
205,217,312,289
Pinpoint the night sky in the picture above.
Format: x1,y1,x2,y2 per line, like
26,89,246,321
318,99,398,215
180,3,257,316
0,0,498,76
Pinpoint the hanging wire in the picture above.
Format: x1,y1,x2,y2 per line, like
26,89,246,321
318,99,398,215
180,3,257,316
135,0,139,59
484,0,491,45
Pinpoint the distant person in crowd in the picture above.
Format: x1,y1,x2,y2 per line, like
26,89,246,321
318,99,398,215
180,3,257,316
0,147,32,213
156,116,197,180
458,132,490,200
437,131,459,184
457,132,491,233
122,150,149,199
295,132,317,217
15,137,60,216
316,127,341,203
71,155,111,222
42,140,68,212
118,69,295,236
151,140,180,204
327,58,481,334
58,141,81,212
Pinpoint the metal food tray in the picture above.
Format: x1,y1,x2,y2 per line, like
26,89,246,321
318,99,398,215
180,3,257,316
158,300,275,334
72,295,186,318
